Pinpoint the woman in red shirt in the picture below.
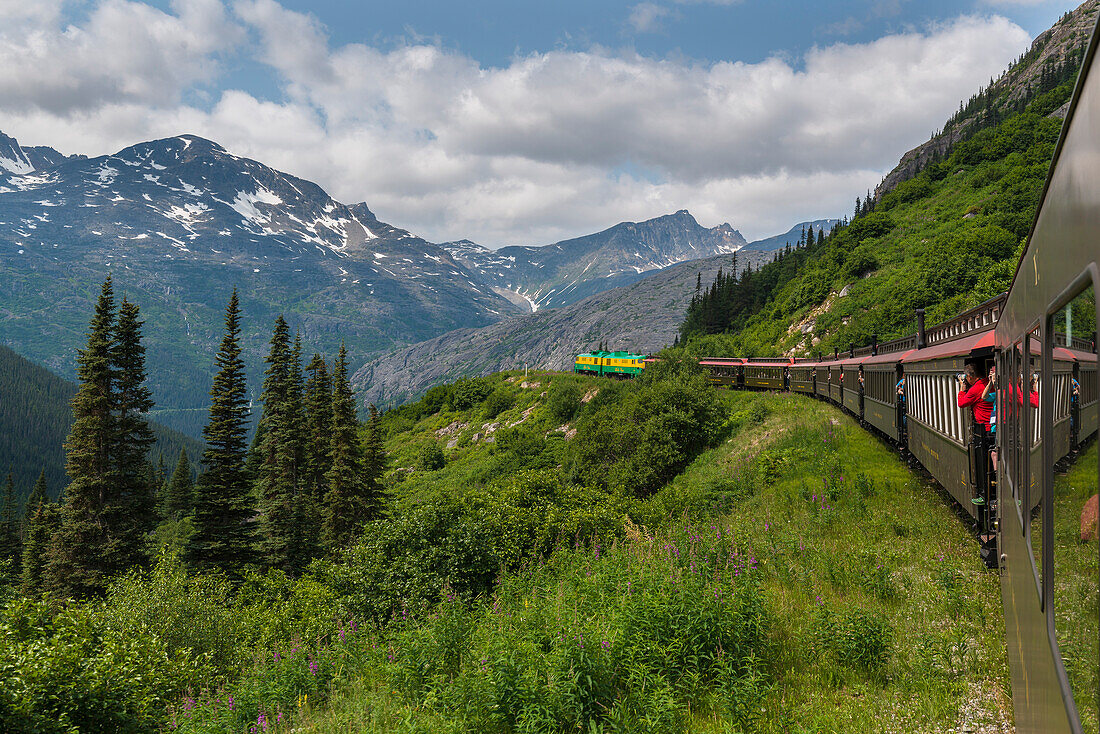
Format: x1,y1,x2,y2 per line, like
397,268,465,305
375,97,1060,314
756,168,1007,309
957,363,992,430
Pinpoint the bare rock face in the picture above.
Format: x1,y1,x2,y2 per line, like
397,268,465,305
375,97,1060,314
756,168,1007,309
1081,494,1098,542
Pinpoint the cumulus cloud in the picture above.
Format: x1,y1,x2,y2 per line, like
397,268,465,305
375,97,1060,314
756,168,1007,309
0,1,1034,246
0,0,244,113
628,2,673,33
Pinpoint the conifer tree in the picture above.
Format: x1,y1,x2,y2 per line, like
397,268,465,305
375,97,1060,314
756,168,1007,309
0,470,19,569
298,353,332,563
302,354,333,502
323,343,365,552
49,277,119,597
21,498,61,597
254,317,303,572
107,297,157,571
164,449,195,519
24,469,48,515
185,289,257,577
361,403,386,514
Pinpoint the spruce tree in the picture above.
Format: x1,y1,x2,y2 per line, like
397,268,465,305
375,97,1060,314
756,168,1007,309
24,469,48,515
302,354,333,503
299,353,332,563
107,297,157,571
0,470,19,570
21,499,61,597
185,289,257,577
322,343,365,553
254,317,302,573
361,403,386,516
49,277,119,597
164,449,195,519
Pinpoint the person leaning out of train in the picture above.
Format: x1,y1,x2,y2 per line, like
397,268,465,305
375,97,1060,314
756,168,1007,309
982,366,998,468
957,363,993,430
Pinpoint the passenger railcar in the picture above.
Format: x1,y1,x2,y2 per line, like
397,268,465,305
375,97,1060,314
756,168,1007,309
861,346,910,445
573,351,647,378
741,357,790,390
992,19,1100,729
788,360,816,394
700,358,742,388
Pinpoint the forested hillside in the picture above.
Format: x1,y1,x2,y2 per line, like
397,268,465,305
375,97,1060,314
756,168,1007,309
678,23,1089,356
0,344,200,504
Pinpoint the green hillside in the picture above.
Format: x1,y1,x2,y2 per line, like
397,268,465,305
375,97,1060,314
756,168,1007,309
0,344,201,505
678,65,1083,356
2,368,1008,733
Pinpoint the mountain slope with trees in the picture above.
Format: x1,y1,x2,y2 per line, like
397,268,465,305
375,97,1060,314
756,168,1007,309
678,4,1094,356
0,343,199,505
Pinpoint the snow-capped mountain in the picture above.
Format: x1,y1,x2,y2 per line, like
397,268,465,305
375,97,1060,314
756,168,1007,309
442,210,747,311
0,131,519,435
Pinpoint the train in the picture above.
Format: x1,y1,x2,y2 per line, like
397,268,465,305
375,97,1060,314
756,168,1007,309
575,293,1098,567
574,11,1100,730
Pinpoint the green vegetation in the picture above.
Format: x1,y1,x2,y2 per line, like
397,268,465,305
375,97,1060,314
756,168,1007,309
679,78,1079,357
0,371,1009,732
0,343,200,506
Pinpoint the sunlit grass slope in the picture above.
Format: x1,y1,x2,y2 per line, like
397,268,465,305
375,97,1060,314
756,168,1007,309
285,388,1009,733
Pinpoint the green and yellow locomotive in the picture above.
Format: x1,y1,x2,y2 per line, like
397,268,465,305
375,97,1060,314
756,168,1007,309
573,350,648,378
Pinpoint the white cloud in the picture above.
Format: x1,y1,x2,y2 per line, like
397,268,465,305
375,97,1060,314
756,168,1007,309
628,2,673,33
0,2,1035,247
0,0,244,113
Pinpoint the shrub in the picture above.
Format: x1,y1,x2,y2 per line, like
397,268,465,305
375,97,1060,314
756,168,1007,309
417,441,446,471
569,370,725,496
545,380,582,424
812,606,894,677
449,378,492,411
481,387,514,419
0,595,212,734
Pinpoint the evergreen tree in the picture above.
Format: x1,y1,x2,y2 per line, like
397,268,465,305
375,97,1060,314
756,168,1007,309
254,317,304,573
107,297,157,571
322,343,365,553
49,277,119,597
302,354,333,502
0,470,18,569
21,498,61,597
24,469,48,515
817,228,825,246
185,289,257,577
361,403,386,514
164,449,195,519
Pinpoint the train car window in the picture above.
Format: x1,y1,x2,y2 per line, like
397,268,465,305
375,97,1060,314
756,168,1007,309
1052,286,1098,734
1025,328,1045,597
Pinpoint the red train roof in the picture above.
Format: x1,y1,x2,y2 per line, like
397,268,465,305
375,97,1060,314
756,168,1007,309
901,330,995,362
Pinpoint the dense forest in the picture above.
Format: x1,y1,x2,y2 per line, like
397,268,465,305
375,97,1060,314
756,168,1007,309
0,344,200,504
678,52,1084,356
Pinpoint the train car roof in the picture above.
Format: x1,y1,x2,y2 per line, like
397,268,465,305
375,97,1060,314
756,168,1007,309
901,330,995,362
742,361,790,367
699,359,742,366
1064,347,1099,363
861,349,915,366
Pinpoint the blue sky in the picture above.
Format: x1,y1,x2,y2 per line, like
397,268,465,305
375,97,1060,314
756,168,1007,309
0,0,1084,246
